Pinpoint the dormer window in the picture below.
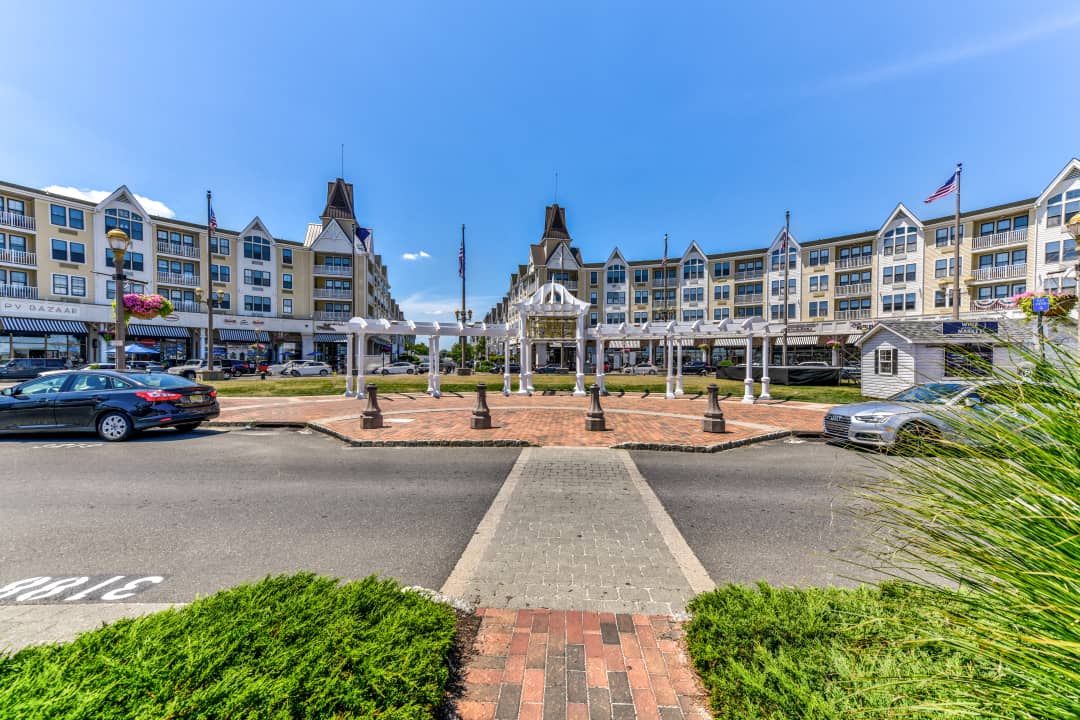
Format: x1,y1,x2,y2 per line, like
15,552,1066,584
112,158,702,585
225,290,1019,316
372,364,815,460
769,248,796,271
682,258,704,280
606,263,625,284
243,234,271,260
882,226,917,255
104,208,144,240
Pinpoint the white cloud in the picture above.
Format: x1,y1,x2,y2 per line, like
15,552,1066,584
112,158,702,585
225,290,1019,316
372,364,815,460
402,250,432,261
810,11,1080,95
43,185,176,218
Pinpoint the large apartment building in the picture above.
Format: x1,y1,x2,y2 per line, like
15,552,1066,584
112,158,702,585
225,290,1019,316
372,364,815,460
0,177,405,366
486,158,1080,367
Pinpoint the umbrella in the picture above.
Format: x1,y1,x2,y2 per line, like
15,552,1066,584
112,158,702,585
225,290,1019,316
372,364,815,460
125,344,159,355
306,351,322,358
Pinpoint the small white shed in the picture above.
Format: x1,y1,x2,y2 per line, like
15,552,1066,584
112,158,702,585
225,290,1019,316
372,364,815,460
856,320,1024,399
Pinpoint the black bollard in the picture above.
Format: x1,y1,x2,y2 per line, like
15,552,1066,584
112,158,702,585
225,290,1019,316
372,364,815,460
585,383,606,431
471,383,492,429
361,383,383,429
702,383,726,433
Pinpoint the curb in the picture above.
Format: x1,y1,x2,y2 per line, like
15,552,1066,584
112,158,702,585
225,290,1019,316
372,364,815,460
210,420,799,452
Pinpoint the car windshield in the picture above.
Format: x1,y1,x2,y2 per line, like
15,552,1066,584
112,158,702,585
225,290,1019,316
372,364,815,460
126,373,199,388
889,383,969,404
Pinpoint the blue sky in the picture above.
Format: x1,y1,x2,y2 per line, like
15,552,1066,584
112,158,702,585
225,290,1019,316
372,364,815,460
4,1,1079,321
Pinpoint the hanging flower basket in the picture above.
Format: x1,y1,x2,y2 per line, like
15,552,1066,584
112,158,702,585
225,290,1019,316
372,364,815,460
114,293,173,321
824,338,843,348
1012,291,1078,320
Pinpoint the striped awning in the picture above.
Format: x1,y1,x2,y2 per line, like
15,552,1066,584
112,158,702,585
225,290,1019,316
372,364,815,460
607,340,640,349
713,337,746,347
774,335,819,346
846,333,863,344
216,329,259,343
313,333,346,343
127,323,190,339
1,317,89,335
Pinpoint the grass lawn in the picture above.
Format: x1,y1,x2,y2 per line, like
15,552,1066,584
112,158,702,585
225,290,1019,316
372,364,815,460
0,574,457,720
686,582,1022,720
213,372,864,405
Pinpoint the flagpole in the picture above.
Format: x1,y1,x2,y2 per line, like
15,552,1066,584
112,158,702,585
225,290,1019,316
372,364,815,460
662,233,669,322
952,163,962,321
205,191,215,366
460,223,466,373
782,210,790,366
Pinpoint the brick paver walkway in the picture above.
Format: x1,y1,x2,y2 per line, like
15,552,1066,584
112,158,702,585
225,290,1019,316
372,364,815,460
215,393,826,449
458,608,708,720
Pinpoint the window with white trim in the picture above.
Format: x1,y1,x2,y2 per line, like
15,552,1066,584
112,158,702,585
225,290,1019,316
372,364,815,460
875,347,897,375
282,298,293,314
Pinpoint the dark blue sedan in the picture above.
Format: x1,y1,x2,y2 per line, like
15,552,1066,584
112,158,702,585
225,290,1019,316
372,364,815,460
0,370,219,441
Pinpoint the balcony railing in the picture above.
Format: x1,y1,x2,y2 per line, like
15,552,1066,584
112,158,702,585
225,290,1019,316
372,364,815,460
0,284,38,299
314,311,352,321
835,256,873,269
831,283,870,297
156,241,201,259
172,301,202,313
0,249,36,267
0,210,35,232
157,271,199,287
971,263,1027,282
835,309,872,320
313,287,352,299
313,264,352,276
734,269,765,281
971,227,1028,251
733,293,763,305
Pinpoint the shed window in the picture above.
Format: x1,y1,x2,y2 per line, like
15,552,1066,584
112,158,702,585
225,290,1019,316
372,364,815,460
874,347,897,376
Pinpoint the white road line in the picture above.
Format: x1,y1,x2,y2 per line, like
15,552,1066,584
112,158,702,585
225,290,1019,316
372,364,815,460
617,449,716,595
440,447,532,599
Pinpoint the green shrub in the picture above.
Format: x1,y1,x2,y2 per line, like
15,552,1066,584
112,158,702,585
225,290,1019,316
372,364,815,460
0,574,456,719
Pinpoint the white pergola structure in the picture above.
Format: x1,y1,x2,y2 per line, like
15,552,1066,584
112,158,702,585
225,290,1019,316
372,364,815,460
341,282,783,402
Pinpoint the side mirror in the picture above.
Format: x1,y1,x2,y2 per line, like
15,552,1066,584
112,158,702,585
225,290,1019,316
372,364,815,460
963,396,981,408
0,387,11,396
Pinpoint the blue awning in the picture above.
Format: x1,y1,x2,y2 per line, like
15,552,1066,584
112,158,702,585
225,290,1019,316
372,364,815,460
216,329,259,342
313,333,346,343
127,323,191,339
1,317,89,336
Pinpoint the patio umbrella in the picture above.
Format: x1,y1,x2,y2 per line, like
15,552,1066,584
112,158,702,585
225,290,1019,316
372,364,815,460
125,344,159,355
306,351,322,358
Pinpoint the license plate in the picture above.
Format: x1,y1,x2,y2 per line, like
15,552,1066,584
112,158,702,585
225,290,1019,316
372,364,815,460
187,394,204,403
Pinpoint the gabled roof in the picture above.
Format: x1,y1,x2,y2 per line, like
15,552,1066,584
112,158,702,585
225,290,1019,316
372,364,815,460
541,204,571,240
877,202,923,235
93,185,152,219
321,178,356,221
236,216,275,242
855,319,1021,346
768,228,798,252
605,247,627,265
1036,158,1080,206
679,240,706,262
545,241,580,270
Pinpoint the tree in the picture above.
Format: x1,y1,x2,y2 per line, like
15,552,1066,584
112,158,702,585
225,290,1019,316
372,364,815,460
405,341,428,356
445,342,475,366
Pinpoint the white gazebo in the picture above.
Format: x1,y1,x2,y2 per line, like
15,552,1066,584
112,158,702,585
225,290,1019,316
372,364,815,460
513,281,592,396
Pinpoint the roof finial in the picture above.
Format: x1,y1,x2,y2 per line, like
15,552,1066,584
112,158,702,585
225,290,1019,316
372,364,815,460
340,143,344,179
554,171,559,204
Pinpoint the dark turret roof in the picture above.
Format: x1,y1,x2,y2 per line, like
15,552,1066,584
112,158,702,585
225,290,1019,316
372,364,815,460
321,178,356,222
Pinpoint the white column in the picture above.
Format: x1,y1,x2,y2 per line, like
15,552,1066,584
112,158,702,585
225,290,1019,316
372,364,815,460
596,338,606,394
502,336,512,396
674,338,685,396
760,331,772,400
431,336,442,397
198,329,207,362
344,332,355,397
525,341,535,393
574,315,586,396
741,334,755,403
517,316,530,395
831,344,840,366
355,333,367,399
664,337,675,399
427,335,437,396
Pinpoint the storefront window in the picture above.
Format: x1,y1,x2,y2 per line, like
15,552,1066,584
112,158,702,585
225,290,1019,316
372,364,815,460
0,333,87,364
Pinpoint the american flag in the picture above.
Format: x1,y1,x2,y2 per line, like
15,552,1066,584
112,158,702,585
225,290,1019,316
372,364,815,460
208,204,217,231
661,233,668,267
458,236,465,279
779,229,788,254
925,168,959,203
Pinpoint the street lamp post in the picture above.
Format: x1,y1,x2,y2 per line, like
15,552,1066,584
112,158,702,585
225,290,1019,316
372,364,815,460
1067,213,1080,347
195,287,215,366
106,229,131,371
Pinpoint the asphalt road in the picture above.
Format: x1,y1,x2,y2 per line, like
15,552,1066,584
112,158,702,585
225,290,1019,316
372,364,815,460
632,439,887,588
0,428,519,603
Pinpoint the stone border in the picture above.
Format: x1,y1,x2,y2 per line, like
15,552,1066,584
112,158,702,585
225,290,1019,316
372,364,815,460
612,430,792,453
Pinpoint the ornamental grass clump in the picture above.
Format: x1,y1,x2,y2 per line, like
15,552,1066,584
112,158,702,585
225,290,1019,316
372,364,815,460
859,344,1080,718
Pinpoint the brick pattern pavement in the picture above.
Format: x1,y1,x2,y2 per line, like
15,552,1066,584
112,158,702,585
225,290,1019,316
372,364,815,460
459,448,696,616
458,608,709,720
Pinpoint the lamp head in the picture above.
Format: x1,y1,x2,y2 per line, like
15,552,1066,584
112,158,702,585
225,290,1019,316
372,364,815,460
195,287,204,302
1067,212,1080,241
106,229,130,254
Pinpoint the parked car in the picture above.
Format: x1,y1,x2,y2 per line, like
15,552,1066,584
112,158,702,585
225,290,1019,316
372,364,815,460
0,358,67,380
624,364,659,375
0,370,219,441
167,359,225,380
493,362,521,374
377,361,416,375
535,364,570,374
840,364,861,382
289,361,332,377
681,361,715,376
128,361,164,372
219,359,256,378
823,380,1019,451
797,361,830,367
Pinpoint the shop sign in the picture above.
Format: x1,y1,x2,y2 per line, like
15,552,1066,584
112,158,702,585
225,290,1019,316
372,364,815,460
943,321,999,336
0,300,81,318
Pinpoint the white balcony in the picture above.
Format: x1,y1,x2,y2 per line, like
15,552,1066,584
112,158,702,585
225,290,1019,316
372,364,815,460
157,271,200,287
835,309,872,320
172,301,202,313
0,249,36,267
0,210,35,233
971,263,1027,282
734,270,765,281
314,310,352,321
0,284,38,299
313,264,352,276
734,293,763,305
157,241,201,259
971,227,1028,251
835,256,873,269
313,287,352,299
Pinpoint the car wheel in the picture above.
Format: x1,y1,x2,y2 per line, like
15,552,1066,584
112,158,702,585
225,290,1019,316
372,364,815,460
97,412,133,442
319,369,329,376
183,372,195,380
407,369,415,374
381,369,389,375
891,422,940,455
174,422,202,433
291,370,301,377
649,370,657,375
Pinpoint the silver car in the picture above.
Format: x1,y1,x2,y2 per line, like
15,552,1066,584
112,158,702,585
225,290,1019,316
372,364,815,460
823,381,1014,450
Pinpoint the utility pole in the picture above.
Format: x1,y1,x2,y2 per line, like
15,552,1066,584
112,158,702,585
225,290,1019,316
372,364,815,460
782,211,790,366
